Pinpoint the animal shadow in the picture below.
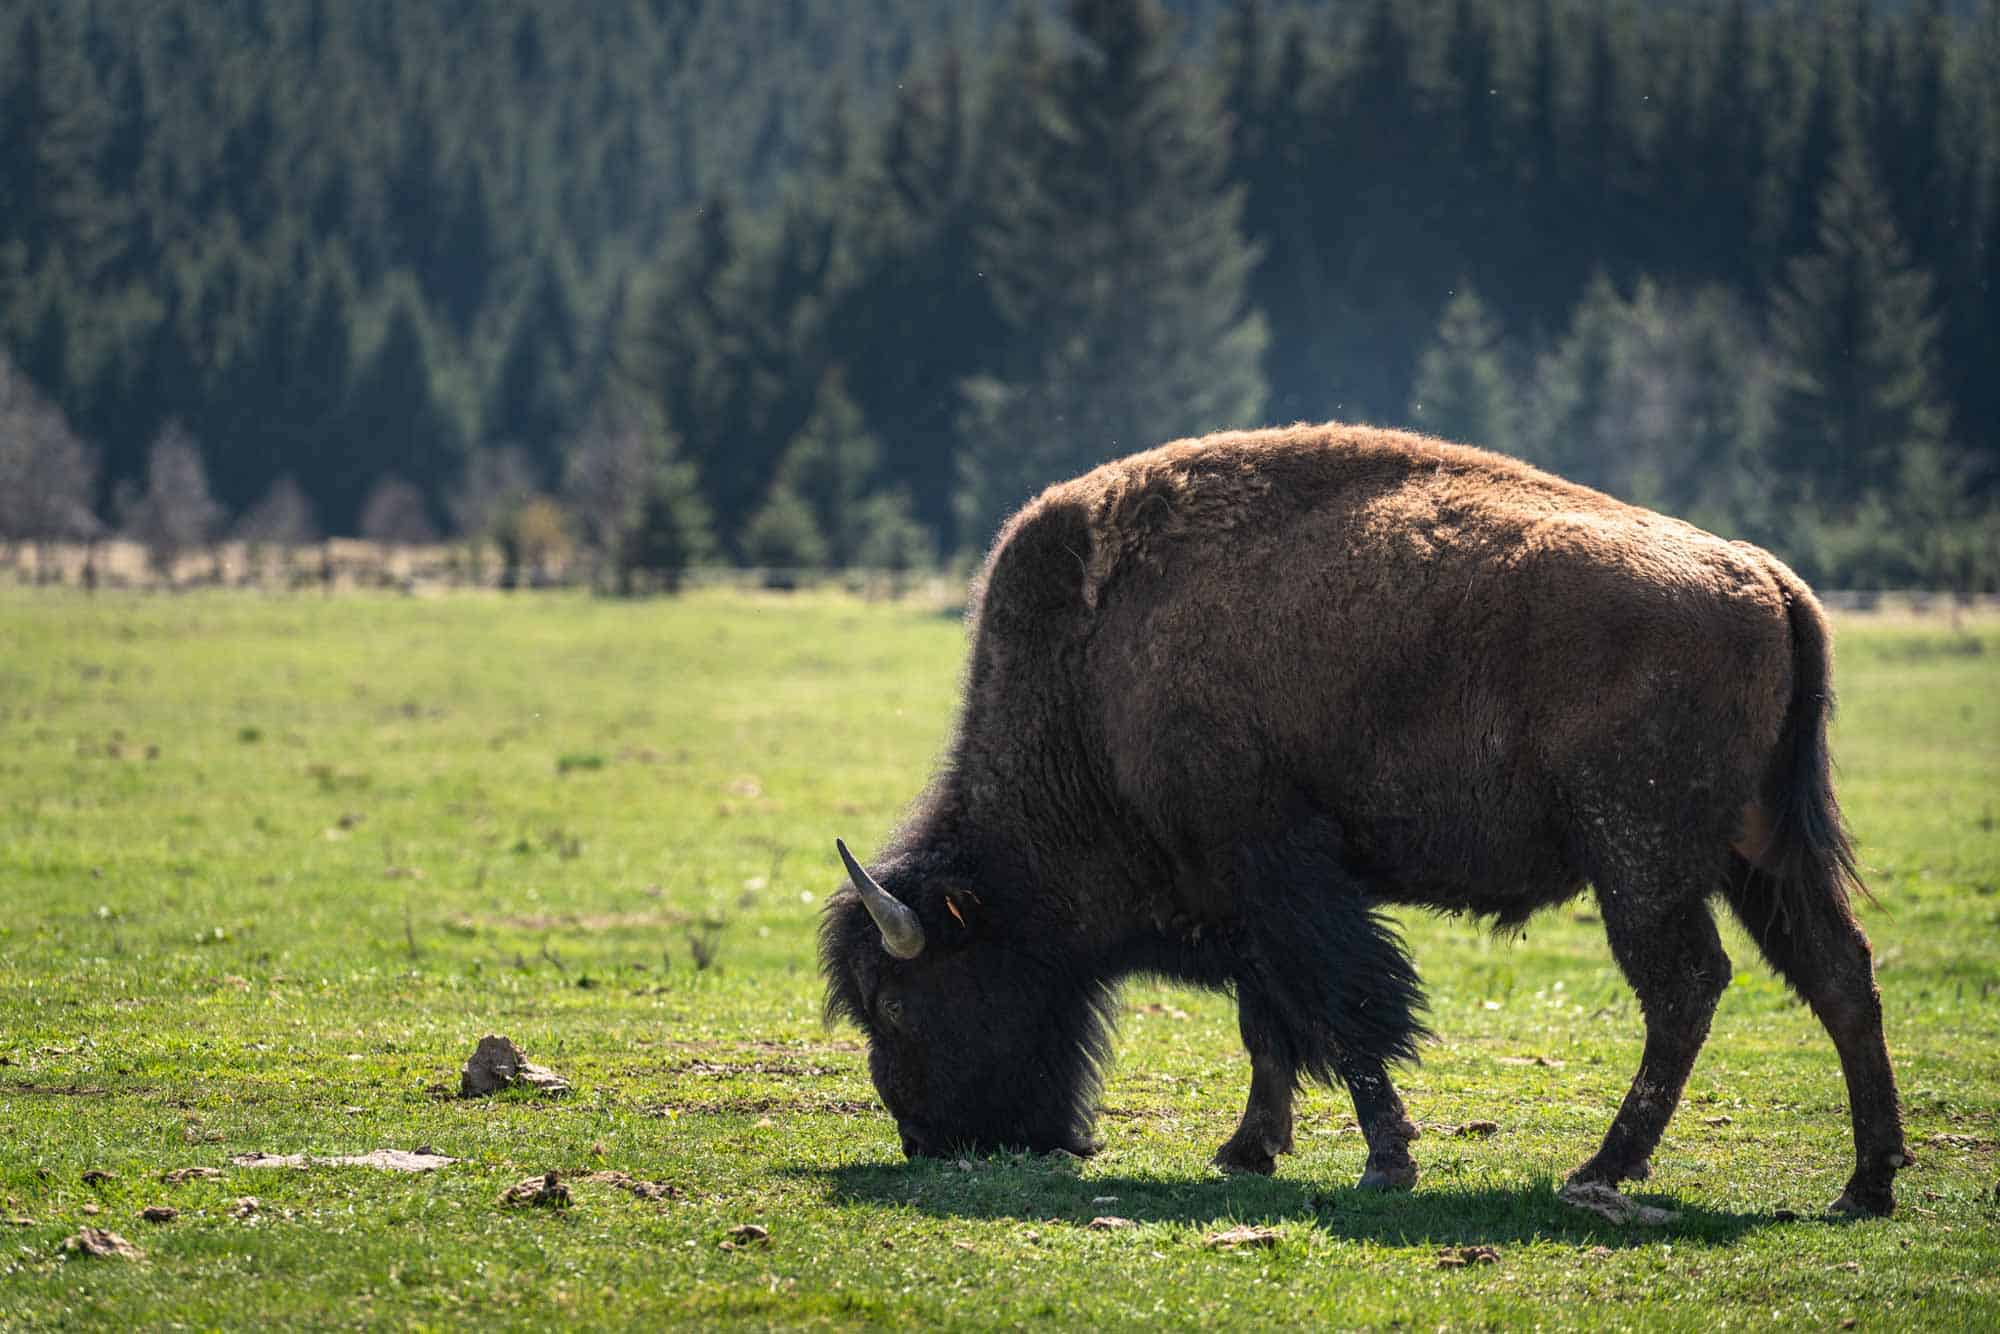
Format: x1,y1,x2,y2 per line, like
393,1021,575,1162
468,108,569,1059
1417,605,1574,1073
794,1157,1786,1250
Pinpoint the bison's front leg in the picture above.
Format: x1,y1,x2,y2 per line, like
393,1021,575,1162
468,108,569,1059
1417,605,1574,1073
1214,1046,1295,1175
1341,1053,1421,1190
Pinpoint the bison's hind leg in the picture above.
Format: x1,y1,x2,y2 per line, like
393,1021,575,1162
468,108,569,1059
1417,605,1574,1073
1567,872,1732,1196
1720,858,1908,1216
1216,825,1429,1184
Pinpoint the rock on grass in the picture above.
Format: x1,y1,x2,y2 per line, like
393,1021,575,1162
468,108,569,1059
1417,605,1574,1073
459,1035,572,1098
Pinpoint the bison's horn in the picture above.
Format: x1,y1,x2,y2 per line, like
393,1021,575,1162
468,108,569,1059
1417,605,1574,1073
837,838,926,960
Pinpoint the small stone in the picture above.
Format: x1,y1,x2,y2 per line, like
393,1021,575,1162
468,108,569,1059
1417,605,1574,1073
1087,1216,1134,1231
724,1223,770,1247
81,1203,100,1216
141,1206,177,1223
231,1197,260,1219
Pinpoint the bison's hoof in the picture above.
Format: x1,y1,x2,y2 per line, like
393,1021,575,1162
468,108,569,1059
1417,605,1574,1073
1213,1141,1279,1176
1566,1155,1651,1189
1827,1186,1894,1219
1356,1159,1417,1192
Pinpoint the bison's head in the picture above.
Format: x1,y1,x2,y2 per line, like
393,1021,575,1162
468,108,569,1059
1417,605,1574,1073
819,839,1110,1161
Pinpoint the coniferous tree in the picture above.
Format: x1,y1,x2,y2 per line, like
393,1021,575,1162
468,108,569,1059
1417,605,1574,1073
742,484,830,574
1769,142,1951,509
620,442,715,595
1408,287,1515,456
763,372,883,569
344,297,465,528
485,258,581,476
957,0,1266,548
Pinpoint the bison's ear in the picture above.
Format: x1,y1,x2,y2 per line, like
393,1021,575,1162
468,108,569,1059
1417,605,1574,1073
942,889,982,935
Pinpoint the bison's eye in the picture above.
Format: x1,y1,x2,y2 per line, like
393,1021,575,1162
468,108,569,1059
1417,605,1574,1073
878,995,905,1030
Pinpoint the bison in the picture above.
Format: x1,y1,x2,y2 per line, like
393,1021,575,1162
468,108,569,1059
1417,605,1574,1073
821,423,1909,1216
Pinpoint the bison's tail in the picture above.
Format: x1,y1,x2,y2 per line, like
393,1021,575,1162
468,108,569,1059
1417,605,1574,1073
1753,568,1870,927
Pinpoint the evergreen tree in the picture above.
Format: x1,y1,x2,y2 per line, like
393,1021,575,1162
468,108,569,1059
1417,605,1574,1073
619,443,715,595
765,372,881,569
742,484,830,572
957,0,1266,548
1769,143,1951,509
485,258,582,477
344,297,465,529
1408,287,1515,455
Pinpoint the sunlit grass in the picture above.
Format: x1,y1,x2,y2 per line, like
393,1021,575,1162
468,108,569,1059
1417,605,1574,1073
0,588,1994,1328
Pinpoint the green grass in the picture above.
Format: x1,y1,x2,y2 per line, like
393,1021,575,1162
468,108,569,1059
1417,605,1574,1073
1,587,1995,1329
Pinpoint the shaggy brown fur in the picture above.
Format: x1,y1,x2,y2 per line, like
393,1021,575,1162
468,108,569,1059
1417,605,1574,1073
823,423,1908,1216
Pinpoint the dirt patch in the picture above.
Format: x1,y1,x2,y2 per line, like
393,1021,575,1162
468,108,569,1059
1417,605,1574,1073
141,1206,177,1223
494,911,689,932
1558,1180,1679,1226
459,1035,572,1098
161,1166,224,1184
1438,1245,1501,1268
500,1172,571,1209
675,1059,836,1079
720,1222,770,1250
64,1228,142,1260
1204,1225,1280,1250
1448,1121,1500,1138
81,1169,115,1186
231,1149,457,1172
579,1171,682,1201
646,1095,878,1117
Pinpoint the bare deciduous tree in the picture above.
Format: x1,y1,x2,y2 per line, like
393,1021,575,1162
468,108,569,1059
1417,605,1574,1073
235,475,321,584
561,403,655,588
0,353,101,581
447,446,538,541
117,422,223,585
358,474,438,547
236,474,320,548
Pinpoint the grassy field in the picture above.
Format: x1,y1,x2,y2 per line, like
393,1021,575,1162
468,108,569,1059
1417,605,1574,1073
1,587,1995,1329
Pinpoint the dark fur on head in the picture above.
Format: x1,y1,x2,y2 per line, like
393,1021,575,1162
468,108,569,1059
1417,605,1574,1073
819,843,1118,1158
